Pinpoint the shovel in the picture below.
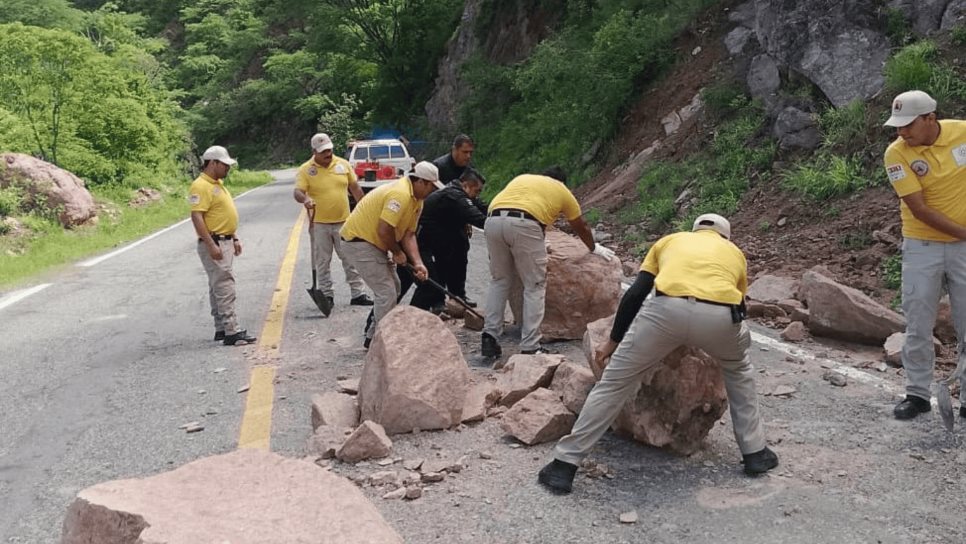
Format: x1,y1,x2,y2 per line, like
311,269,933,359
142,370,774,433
305,208,333,317
405,263,484,321
936,343,966,432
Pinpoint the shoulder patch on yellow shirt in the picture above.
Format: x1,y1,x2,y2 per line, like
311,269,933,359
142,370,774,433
189,194,200,205
886,164,906,182
954,144,966,167
334,163,347,175
308,166,318,176
910,159,929,176
387,199,401,213
212,187,221,195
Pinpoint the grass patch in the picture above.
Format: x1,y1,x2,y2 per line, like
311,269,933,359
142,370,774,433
781,154,872,200
0,170,272,288
884,40,966,105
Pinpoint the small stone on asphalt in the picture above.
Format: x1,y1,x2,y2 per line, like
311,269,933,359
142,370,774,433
620,511,638,524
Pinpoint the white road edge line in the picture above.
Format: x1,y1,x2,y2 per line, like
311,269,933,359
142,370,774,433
77,184,267,268
0,283,52,311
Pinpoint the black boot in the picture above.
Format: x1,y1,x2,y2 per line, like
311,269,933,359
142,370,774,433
481,332,502,358
742,446,779,475
223,329,257,346
894,395,930,420
538,459,578,494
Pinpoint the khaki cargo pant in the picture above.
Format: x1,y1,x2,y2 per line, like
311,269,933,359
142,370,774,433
554,296,768,464
197,239,238,335
340,240,399,340
482,215,547,352
310,222,366,299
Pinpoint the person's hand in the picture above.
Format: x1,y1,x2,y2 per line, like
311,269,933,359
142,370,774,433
595,339,618,369
593,243,616,261
391,250,407,265
208,243,223,261
233,238,242,256
465,224,473,238
413,263,429,281
303,198,315,210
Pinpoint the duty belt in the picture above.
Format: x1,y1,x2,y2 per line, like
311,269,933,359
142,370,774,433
489,208,542,224
654,290,734,308
203,233,235,242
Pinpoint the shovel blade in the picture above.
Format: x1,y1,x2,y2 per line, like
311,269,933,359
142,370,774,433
936,384,955,432
307,288,332,317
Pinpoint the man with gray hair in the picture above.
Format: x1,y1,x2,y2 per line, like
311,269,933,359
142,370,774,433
537,214,777,494
882,90,966,420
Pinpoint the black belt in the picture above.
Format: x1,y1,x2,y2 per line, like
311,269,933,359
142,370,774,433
341,237,364,243
488,208,541,224
655,290,735,308
202,233,235,242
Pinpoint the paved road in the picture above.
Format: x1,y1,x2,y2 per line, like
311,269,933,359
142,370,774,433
1,169,964,543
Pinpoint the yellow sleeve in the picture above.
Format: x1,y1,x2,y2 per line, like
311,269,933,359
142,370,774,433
640,236,666,275
345,159,358,183
737,251,748,296
559,186,582,221
295,166,309,191
189,182,211,212
379,189,406,228
884,146,921,198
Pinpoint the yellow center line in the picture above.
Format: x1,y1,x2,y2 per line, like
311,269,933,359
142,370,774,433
238,211,305,450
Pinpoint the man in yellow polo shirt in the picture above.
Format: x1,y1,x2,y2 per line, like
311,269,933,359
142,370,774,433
481,166,613,358
189,145,256,346
538,214,777,494
293,133,373,311
882,90,966,421
340,161,443,348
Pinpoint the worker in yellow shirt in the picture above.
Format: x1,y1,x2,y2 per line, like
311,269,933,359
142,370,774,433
538,214,777,494
882,90,966,421
294,133,373,312
189,145,256,346
340,161,443,348
481,166,613,358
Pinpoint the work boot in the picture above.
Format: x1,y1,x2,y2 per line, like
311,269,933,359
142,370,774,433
213,330,225,341
742,446,779,475
463,296,477,308
537,459,578,494
223,330,257,346
481,332,502,358
364,336,372,350
894,395,930,420
350,294,374,306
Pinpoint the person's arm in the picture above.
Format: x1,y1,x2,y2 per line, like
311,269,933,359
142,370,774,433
902,191,966,240
293,188,314,209
191,211,222,260
376,219,405,263
595,271,655,365
567,215,596,251
348,180,364,203
458,195,487,230
401,231,428,280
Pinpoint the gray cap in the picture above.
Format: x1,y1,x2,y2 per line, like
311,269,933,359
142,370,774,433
692,213,731,239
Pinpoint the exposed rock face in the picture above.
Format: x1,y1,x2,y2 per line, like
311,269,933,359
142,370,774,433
773,106,821,151
542,230,622,340
888,0,952,35
311,392,359,430
801,267,906,345
501,388,576,445
550,360,597,414
497,353,563,406
360,306,471,434
61,449,403,543
337,420,393,463
747,274,799,303
424,0,483,133
747,54,781,104
753,0,889,107
583,315,728,455
942,0,966,30
0,153,96,227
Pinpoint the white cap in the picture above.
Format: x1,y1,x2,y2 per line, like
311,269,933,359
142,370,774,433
692,213,731,239
311,133,334,152
201,145,237,166
884,90,936,127
413,161,444,189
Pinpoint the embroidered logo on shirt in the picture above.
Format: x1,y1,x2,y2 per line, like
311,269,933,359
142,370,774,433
886,164,906,182
308,166,318,176
387,199,401,213
954,144,966,167
189,194,201,205
334,164,347,175
212,187,221,196
910,159,929,176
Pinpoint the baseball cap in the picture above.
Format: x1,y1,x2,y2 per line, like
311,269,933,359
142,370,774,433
413,161,444,189
692,213,731,239
884,90,936,127
311,133,334,152
201,145,237,166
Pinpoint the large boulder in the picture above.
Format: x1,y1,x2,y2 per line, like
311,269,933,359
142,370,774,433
61,449,403,544
541,230,622,340
888,0,950,35
550,360,596,414
0,153,96,228
747,274,799,303
501,388,576,446
360,306,470,434
800,267,906,345
754,0,890,107
583,315,729,455
496,353,563,406
773,106,821,151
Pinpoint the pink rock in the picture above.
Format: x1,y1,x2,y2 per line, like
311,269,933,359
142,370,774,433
746,302,787,319
462,380,500,424
883,332,942,366
60,449,403,543
540,230,622,340
336,421,393,463
780,321,808,342
501,388,576,445
1,153,96,228
497,354,563,406
801,267,905,345
747,275,799,303
550,361,597,413
360,306,471,434
584,315,728,455
307,426,352,459
935,295,957,344
311,392,359,430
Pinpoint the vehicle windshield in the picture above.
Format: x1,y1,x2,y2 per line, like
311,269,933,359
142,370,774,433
368,145,390,160
390,145,406,158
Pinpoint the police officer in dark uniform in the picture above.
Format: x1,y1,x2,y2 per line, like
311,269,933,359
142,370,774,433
398,167,487,311
433,134,474,183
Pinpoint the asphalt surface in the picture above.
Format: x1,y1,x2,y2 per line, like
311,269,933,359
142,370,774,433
1,169,964,543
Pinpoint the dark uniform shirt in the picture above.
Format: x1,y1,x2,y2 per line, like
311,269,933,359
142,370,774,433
418,180,487,247
433,153,467,185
